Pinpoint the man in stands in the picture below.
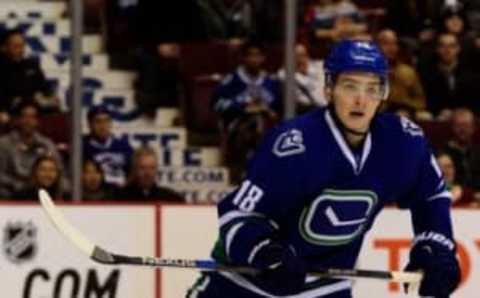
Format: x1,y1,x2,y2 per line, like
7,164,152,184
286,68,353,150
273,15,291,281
0,30,59,122
442,108,480,191
0,101,63,198
83,106,133,186
278,43,328,113
117,147,183,202
417,32,480,117
211,40,282,182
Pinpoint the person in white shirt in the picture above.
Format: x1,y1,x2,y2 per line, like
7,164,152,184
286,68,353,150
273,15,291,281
278,43,328,113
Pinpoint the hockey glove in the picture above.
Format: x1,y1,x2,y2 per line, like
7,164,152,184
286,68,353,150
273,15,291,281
404,232,461,298
250,240,307,296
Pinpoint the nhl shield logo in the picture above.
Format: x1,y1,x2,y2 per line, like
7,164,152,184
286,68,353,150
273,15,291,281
3,221,38,264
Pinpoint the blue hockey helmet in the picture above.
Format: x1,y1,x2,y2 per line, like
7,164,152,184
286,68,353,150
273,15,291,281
325,40,389,89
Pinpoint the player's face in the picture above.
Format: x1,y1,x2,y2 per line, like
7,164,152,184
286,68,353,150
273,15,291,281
35,159,59,188
331,72,383,134
135,155,158,188
90,113,112,140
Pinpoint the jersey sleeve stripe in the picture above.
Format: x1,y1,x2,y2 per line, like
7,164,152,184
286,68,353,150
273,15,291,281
426,190,452,202
219,210,279,230
247,238,272,264
225,222,246,257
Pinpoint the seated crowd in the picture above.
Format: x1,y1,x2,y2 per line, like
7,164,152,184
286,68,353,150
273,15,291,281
0,0,479,207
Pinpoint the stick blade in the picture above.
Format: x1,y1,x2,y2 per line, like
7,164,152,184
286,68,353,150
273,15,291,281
390,271,423,283
38,189,95,257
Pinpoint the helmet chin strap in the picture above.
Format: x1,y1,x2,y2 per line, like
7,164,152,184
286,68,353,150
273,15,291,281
328,105,369,137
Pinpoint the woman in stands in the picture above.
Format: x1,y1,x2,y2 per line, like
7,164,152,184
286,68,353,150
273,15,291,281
14,155,69,200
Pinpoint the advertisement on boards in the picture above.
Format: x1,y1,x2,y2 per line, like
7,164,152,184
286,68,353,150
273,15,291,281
0,205,157,298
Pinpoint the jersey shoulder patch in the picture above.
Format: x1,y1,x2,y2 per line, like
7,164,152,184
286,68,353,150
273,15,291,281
272,128,306,157
399,116,424,137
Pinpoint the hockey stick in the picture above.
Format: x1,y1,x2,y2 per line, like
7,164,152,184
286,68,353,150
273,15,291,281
38,189,422,284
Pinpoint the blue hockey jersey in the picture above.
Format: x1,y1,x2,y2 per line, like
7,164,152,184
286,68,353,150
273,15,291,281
83,135,133,186
211,67,282,127
212,107,454,297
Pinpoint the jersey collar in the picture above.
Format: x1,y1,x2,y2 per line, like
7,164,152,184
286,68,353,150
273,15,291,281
325,110,372,175
237,66,266,86
89,135,113,149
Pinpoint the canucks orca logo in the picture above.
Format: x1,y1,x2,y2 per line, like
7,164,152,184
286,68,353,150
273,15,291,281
3,221,38,264
273,129,305,157
299,189,378,246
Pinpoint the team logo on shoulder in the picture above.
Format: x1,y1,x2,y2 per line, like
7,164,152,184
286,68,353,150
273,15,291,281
273,129,305,157
400,116,424,137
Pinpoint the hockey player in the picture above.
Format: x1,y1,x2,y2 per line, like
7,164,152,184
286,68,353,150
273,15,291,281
188,40,460,298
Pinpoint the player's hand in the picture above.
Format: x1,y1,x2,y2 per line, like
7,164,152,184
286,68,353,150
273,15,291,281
404,240,460,297
251,241,306,295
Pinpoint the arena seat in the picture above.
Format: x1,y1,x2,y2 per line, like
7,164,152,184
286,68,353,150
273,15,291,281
184,75,221,134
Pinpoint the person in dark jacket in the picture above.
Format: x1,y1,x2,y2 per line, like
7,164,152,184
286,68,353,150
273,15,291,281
0,30,59,115
82,159,118,201
117,147,184,202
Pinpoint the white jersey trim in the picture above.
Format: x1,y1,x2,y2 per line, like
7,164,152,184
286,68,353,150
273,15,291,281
426,190,452,202
226,222,246,256
219,210,279,230
325,110,372,175
219,271,352,298
247,238,272,264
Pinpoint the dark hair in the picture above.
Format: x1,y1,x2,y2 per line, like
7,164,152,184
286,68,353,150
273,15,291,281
83,158,106,184
87,105,110,122
435,31,459,45
30,155,62,191
83,158,104,176
240,40,266,56
10,100,39,117
1,29,24,45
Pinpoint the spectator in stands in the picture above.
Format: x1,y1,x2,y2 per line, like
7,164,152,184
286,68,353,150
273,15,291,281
437,151,461,201
439,5,480,70
376,29,428,117
135,43,184,117
83,106,133,186
82,159,117,201
211,41,282,183
442,108,480,191
212,41,282,129
14,156,68,200
0,101,63,198
0,30,59,118
417,32,480,117
305,0,367,42
117,147,184,202
277,43,327,113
